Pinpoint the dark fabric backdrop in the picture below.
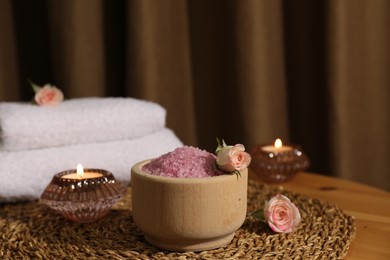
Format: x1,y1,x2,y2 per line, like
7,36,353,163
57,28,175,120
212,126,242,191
0,0,389,190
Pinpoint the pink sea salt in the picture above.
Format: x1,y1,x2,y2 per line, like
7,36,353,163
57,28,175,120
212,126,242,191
142,146,223,178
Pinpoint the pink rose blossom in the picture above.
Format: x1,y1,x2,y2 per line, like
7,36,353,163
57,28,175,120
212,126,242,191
216,144,251,172
264,194,301,233
34,84,64,106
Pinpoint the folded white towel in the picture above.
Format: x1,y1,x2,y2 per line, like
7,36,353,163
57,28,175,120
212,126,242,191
0,128,183,202
0,97,166,151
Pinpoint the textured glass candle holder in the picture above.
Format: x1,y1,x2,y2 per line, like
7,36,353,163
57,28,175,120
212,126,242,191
249,144,310,184
40,169,125,223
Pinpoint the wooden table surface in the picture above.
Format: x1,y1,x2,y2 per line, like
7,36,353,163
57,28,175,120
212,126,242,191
249,171,390,260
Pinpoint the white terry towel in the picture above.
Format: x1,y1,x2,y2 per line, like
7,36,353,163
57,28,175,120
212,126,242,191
0,97,166,151
0,128,183,202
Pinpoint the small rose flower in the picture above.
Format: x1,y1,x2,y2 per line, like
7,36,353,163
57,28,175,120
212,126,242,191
215,138,251,177
32,82,64,106
264,194,301,233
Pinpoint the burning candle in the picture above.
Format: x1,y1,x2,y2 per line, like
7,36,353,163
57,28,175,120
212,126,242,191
261,138,293,153
61,164,103,179
249,139,310,184
41,164,125,222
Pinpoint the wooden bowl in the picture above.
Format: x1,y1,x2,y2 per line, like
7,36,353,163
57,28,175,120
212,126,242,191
131,160,248,252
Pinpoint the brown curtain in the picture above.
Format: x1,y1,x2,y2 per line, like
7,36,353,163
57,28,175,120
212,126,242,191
0,0,389,191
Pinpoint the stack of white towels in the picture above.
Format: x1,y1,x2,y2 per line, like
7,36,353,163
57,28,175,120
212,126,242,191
0,97,183,202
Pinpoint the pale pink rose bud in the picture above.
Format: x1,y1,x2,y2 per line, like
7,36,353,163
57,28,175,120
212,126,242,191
264,194,301,233
216,144,251,172
34,84,64,106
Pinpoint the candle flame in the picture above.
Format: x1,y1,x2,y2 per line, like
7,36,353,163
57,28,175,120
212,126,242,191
77,163,84,178
274,138,282,149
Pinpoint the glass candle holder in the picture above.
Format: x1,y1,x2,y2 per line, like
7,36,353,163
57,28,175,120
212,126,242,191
40,168,125,223
249,144,310,184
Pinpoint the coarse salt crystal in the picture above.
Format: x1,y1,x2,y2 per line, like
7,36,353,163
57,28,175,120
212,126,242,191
142,146,223,178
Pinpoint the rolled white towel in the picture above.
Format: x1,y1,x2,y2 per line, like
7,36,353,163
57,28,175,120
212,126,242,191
0,128,183,202
0,97,166,151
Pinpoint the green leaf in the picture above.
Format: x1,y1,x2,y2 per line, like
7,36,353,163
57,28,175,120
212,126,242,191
215,137,223,154
234,170,241,178
216,137,222,147
27,78,41,93
250,209,265,221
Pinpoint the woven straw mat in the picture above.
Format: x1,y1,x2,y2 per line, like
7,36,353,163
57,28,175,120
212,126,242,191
0,180,356,259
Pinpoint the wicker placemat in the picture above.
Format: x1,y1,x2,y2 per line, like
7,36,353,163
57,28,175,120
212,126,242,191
0,180,356,259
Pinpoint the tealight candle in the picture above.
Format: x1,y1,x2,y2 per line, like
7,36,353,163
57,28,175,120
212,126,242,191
41,164,125,223
61,163,103,179
261,138,293,153
249,139,310,184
